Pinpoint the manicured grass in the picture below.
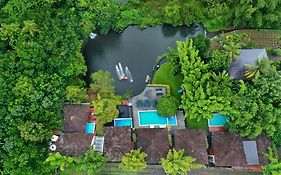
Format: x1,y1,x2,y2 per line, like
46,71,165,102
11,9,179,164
152,62,183,100
186,118,208,131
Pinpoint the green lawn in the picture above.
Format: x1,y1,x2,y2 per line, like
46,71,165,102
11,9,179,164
152,62,183,100
153,62,209,131
186,118,208,131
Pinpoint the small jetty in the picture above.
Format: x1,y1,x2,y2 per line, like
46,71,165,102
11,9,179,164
115,62,133,83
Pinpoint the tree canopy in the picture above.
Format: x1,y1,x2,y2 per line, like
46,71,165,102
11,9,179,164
157,95,179,117
161,149,202,175
0,0,95,173
228,70,281,138
90,70,115,98
119,149,147,172
44,150,106,175
178,39,230,120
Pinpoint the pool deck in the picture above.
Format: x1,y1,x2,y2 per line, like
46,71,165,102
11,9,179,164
129,86,185,129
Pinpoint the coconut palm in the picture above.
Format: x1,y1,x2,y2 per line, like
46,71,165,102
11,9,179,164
243,58,270,80
222,42,240,62
22,20,39,37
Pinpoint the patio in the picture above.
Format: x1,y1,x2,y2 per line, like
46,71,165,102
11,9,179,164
129,86,185,129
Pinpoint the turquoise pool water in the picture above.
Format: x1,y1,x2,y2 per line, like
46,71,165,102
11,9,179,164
139,110,177,126
114,118,132,127
85,123,96,134
208,114,227,126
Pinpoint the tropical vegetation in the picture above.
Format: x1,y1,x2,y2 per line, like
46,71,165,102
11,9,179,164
90,71,121,135
263,145,281,175
119,149,147,172
157,94,179,117
161,149,202,175
1,0,281,174
45,149,106,175
154,33,281,143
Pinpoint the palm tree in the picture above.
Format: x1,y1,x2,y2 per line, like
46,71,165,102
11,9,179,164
222,42,240,62
243,58,270,80
22,20,39,37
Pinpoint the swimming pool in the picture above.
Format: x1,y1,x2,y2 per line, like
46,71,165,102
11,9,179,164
114,118,133,127
85,123,96,134
138,110,177,126
208,114,227,127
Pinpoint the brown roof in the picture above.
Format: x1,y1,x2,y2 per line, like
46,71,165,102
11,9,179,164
174,129,208,165
212,132,247,167
136,128,169,164
56,133,94,156
103,127,133,162
212,132,270,167
63,104,89,133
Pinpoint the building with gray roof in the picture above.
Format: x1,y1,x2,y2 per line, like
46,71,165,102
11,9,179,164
229,49,268,79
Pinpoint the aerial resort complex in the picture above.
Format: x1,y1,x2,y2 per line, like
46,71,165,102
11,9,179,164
1,0,281,175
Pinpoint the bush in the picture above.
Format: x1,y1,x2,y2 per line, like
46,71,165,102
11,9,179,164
157,95,179,117
267,48,281,56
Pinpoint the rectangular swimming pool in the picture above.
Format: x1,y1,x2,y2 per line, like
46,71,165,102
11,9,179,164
208,114,227,127
85,123,96,134
138,110,177,126
114,118,133,127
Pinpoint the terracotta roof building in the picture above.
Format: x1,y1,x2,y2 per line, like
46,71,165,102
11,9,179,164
63,104,90,133
103,127,133,162
174,129,208,165
136,128,169,164
212,132,270,168
56,133,94,156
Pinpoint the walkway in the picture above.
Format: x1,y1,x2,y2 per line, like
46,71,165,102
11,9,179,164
99,164,262,175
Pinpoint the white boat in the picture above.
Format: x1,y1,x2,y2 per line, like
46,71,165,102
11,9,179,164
115,65,122,80
118,62,125,78
145,75,150,83
90,32,97,39
125,66,133,83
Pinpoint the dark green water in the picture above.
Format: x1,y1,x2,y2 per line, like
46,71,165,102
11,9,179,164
83,25,204,95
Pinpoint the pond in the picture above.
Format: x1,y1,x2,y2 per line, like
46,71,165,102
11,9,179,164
83,25,204,96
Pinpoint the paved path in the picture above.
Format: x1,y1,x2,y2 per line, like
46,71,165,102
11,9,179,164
99,164,262,175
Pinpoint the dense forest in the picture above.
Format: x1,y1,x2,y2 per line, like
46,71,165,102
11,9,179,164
0,0,281,174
